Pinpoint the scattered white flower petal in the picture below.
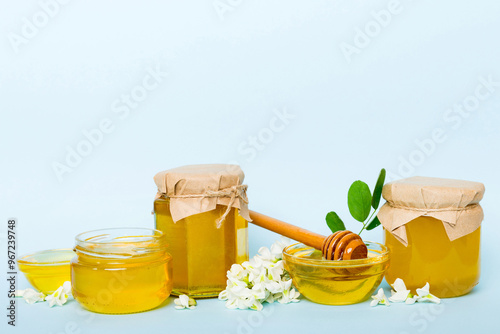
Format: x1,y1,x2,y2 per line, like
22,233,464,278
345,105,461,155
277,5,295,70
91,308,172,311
389,278,413,303
45,281,72,307
416,283,441,304
219,238,298,311
62,281,72,295
371,288,390,307
174,294,197,310
15,288,45,304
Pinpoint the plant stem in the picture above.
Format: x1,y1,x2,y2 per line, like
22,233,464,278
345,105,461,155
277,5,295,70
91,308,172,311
359,210,376,235
358,224,366,235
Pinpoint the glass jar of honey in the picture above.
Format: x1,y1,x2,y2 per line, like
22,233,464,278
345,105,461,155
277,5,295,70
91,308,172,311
71,228,172,314
153,164,250,298
378,176,485,298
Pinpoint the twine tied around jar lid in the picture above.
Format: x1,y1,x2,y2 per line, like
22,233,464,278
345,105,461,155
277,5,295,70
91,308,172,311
164,184,249,228
386,202,480,212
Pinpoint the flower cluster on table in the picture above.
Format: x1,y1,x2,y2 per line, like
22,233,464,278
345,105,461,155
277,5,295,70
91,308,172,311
218,238,300,311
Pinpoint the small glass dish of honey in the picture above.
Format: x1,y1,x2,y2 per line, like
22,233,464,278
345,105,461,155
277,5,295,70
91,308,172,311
18,248,75,294
283,242,389,305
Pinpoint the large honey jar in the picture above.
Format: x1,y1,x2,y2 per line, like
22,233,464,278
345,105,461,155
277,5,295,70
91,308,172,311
153,164,250,298
378,176,485,298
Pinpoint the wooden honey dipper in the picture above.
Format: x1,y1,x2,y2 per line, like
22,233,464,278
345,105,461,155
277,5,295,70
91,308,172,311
249,211,368,260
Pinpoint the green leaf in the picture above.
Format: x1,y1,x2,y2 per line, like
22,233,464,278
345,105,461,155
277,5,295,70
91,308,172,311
325,211,346,233
371,168,386,210
347,181,372,222
366,216,381,231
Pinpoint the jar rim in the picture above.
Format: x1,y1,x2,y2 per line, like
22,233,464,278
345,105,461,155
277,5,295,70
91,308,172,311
75,227,167,258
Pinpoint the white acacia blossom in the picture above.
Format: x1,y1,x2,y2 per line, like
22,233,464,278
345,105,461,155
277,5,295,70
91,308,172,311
45,281,72,307
389,278,417,304
174,294,197,310
416,283,441,304
370,288,390,307
15,288,45,304
218,238,300,311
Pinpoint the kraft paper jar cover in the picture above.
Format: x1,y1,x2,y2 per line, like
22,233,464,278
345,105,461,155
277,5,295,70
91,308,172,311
377,176,485,246
154,164,251,224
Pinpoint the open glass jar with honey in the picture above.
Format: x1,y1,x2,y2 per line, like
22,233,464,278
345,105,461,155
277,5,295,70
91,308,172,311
378,176,485,298
71,228,172,314
153,164,250,298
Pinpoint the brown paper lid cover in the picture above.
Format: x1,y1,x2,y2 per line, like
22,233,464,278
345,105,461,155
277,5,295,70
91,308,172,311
378,176,485,246
154,164,251,224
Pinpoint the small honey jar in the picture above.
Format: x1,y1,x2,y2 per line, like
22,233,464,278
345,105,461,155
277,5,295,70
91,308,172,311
71,228,172,314
153,164,250,298
378,176,485,298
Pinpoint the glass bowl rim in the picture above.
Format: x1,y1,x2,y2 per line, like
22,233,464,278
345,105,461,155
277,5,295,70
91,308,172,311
17,248,76,267
282,241,389,268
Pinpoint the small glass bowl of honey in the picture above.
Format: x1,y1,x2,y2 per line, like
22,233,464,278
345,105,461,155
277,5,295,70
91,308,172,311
283,242,389,305
18,249,75,294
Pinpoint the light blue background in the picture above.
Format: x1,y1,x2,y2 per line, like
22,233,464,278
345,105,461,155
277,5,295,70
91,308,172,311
1,0,499,333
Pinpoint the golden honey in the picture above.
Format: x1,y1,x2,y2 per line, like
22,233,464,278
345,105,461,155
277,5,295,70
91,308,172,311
71,228,172,314
283,242,388,305
384,216,480,298
18,249,75,294
155,198,248,297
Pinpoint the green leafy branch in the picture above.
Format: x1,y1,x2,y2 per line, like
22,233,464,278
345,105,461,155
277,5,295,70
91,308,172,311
325,168,386,236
